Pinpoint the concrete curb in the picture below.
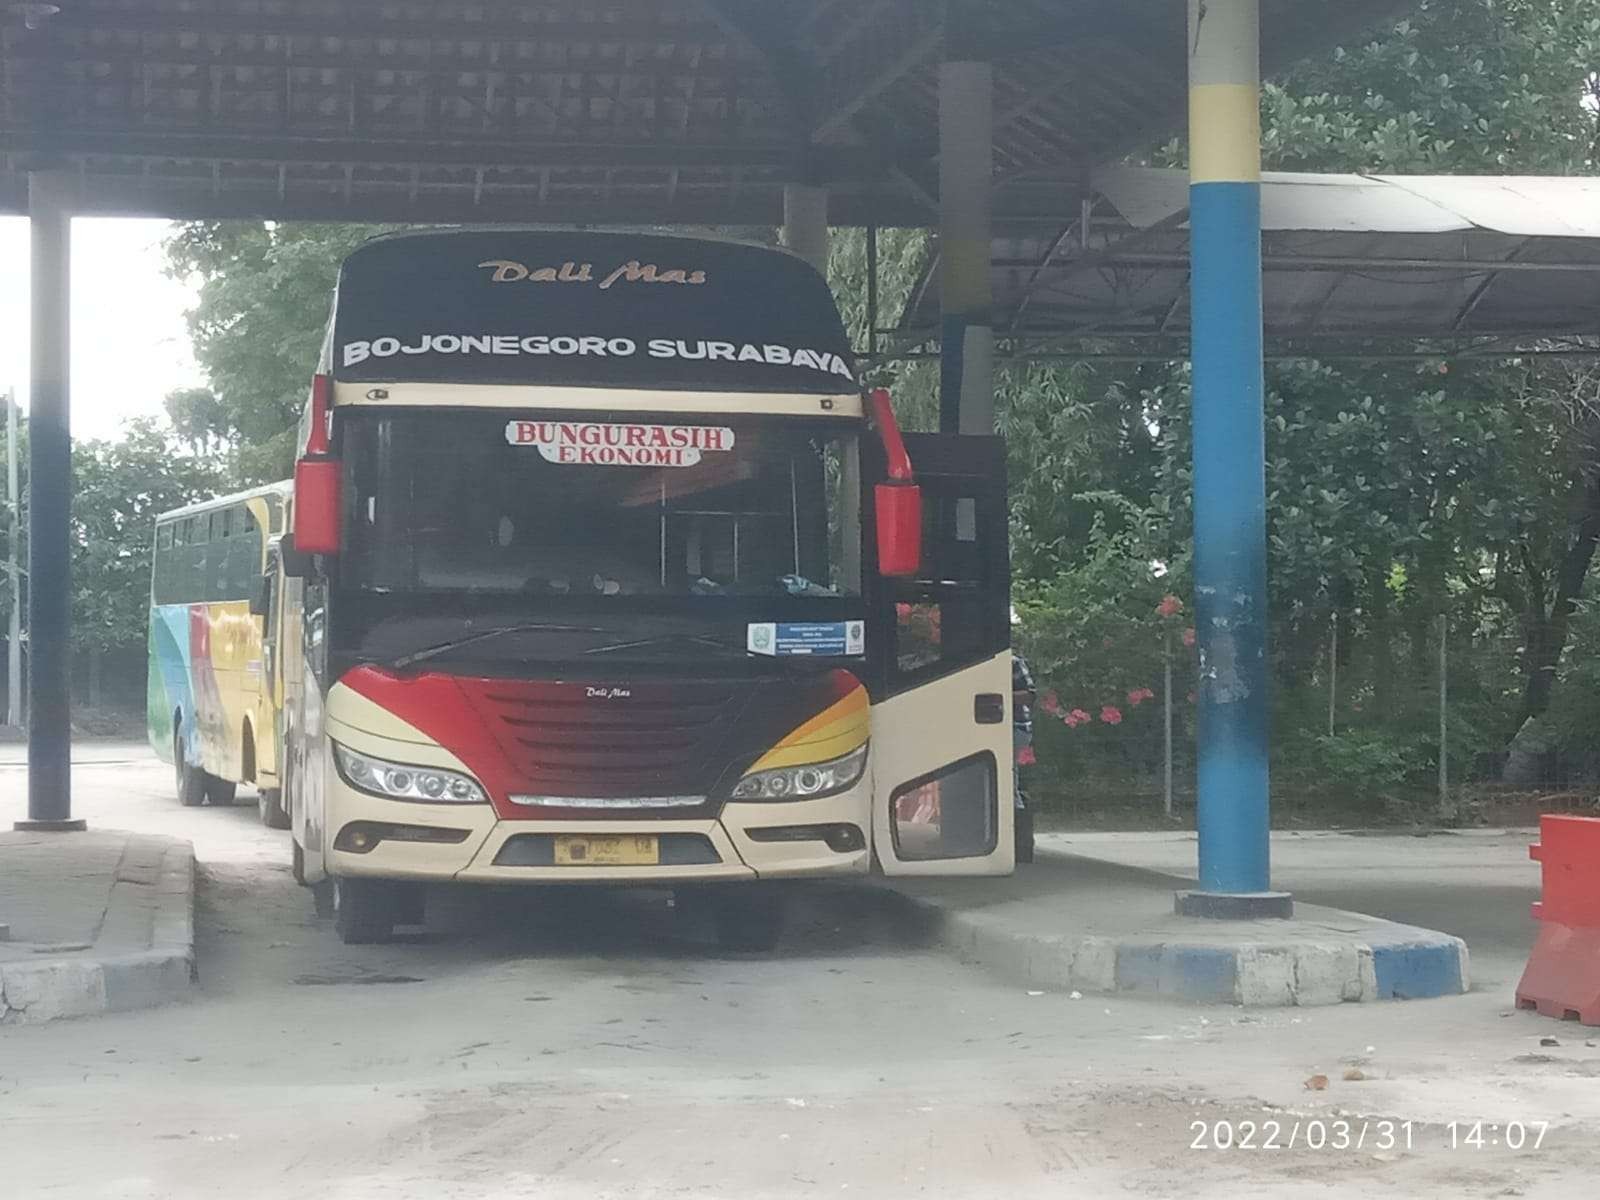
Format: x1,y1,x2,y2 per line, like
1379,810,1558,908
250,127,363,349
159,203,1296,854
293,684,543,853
0,836,196,1025
883,887,1470,1008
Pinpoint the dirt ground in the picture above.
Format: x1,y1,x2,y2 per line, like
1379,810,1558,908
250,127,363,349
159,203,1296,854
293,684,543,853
2,745,1598,1198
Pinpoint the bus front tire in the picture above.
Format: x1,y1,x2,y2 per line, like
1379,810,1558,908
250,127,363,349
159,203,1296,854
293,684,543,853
332,877,399,944
259,787,291,830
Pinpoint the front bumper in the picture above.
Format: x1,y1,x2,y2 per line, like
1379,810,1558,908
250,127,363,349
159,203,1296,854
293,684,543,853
322,751,871,885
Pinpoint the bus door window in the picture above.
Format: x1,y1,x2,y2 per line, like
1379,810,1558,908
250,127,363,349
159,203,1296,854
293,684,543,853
260,549,281,693
891,490,995,676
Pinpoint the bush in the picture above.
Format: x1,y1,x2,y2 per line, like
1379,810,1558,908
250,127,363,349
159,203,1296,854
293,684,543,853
1278,727,1436,805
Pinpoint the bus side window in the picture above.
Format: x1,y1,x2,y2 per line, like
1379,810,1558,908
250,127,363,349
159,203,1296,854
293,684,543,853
187,517,208,602
234,506,265,601
153,523,174,604
206,510,227,602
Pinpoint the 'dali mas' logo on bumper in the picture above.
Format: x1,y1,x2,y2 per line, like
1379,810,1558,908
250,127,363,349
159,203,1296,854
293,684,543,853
505,420,736,467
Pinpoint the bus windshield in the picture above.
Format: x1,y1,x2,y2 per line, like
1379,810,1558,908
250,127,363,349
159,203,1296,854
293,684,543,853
342,412,861,599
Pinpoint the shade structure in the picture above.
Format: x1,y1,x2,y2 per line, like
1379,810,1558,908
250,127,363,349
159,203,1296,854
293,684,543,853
894,168,1600,353
0,1,1401,227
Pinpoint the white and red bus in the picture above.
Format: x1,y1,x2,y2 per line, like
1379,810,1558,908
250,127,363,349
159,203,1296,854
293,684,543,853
272,230,1013,946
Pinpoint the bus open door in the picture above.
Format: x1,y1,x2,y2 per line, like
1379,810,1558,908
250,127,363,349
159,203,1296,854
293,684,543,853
865,414,1014,877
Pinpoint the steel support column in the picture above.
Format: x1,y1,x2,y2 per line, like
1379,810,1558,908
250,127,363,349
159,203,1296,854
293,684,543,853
1178,0,1283,915
781,183,830,275
18,172,83,832
938,58,993,435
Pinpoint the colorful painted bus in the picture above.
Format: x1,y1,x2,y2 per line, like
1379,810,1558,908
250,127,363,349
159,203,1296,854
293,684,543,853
274,229,1014,947
148,482,294,828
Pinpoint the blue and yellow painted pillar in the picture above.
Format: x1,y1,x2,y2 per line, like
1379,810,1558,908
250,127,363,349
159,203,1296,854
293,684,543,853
1181,0,1285,914
938,56,994,435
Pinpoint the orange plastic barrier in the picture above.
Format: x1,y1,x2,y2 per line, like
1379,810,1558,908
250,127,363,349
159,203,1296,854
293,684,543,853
1515,814,1600,1025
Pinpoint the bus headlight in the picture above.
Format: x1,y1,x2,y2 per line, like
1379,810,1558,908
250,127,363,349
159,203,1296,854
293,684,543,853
333,743,488,804
730,744,867,802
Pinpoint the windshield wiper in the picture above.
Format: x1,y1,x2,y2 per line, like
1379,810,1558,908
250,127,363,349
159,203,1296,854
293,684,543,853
388,622,603,670
583,632,754,658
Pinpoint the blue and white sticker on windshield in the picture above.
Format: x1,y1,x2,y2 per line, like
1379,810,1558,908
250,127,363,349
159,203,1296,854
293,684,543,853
747,621,866,657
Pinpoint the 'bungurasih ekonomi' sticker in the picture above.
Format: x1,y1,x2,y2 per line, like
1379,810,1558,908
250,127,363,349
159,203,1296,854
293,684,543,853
505,420,736,467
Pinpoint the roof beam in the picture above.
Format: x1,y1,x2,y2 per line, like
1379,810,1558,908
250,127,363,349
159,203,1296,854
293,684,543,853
0,128,824,171
810,0,941,141
4,41,766,83
998,252,1600,274
5,9,737,46
0,168,938,226
694,0,811,136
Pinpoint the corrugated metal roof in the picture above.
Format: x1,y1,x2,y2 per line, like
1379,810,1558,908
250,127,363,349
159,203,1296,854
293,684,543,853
0,0,1403,226
894,168,1600,351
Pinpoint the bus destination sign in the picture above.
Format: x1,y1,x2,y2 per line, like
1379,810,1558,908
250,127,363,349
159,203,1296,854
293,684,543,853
333,231,857,395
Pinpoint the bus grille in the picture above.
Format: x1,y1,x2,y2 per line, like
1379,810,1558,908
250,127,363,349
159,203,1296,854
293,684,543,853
457,679,749,800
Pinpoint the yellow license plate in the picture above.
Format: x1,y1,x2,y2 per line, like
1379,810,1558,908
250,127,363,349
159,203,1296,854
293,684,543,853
553,834,660,866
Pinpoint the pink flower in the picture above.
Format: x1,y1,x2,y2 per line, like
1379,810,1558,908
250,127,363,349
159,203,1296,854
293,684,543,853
1062,708,1092,728
1157,595,1183,618
1100,705,1123,726
1127,687,1155,706
1040,690,1061,715
1182,627,1196,647
1017,745,1037,767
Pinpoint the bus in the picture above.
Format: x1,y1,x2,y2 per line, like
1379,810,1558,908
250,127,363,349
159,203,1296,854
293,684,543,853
273,229,1014,947
148,482,294,829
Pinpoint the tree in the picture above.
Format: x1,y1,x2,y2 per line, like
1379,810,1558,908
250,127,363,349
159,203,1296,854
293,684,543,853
72,419,223,703
1261,0,1600,175
164,222,391,483
1258,0,1600,750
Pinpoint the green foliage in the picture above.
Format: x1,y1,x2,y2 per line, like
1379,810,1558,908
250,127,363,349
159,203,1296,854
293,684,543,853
0,412,22,639
1013,496,1192,799
1261,0,1600,174
163,221,392,483
70,419,224,654
825,227,940,430
1279,728,1434,805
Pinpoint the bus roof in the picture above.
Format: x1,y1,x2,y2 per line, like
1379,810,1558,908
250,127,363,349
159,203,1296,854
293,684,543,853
329,229,857,398
155,479,292,524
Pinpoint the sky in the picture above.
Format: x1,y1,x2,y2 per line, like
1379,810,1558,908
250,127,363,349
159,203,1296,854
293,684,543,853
0,217,205,440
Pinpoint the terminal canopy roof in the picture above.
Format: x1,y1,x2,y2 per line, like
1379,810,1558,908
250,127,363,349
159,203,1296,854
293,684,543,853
893,168,1600,357
0,0,1398,226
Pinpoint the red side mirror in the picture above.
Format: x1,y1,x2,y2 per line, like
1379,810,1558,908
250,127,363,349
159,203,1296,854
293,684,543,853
293,457,343,556
875,482,922,577
867,388,921,577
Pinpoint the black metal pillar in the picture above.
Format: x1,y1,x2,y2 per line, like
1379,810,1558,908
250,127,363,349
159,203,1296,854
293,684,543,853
19,171,83,832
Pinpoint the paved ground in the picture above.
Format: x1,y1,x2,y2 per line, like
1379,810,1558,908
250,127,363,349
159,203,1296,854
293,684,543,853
2,742,1598,1199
